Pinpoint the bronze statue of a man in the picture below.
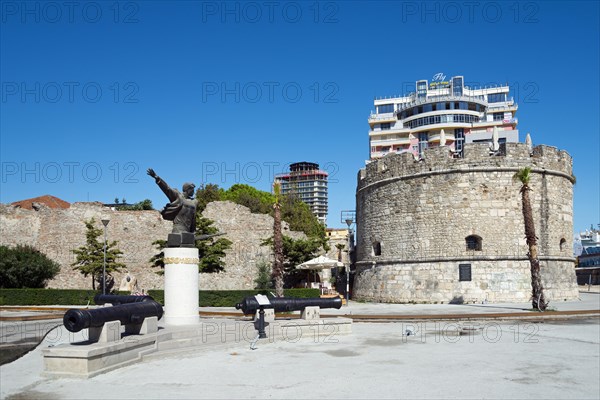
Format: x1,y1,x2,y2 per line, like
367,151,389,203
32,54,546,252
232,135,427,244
147,168,197,234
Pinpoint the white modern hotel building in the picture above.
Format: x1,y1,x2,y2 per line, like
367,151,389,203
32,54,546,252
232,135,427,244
369,74,519,159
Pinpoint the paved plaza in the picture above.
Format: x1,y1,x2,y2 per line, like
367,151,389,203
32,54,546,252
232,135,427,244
1,292,599,399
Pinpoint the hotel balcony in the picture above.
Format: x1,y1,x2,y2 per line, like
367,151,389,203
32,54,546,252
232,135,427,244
370,136,412,147
368,113,396,124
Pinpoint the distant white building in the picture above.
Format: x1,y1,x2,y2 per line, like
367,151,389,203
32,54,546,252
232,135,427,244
369,73,519,160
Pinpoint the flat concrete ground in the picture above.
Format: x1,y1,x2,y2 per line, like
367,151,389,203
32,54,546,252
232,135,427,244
1,318,599,399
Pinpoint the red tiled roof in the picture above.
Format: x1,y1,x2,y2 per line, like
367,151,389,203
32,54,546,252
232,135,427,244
11,195,71,210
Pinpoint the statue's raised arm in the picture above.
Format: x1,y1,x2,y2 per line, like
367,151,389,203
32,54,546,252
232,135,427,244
147,168,179,203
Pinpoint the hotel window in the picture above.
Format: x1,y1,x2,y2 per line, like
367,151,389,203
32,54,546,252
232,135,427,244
452,76,464,97
493,113,504,121
466,235,482,251
488,93,506,103
378,104,394,114
380,122,391,130
417,80,427,98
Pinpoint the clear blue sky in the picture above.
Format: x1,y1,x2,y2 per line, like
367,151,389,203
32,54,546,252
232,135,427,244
1,1,598,232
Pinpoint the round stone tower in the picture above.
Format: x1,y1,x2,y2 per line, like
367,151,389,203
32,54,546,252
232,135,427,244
353,142,579,304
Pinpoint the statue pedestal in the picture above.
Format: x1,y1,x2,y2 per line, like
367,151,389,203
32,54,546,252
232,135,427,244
164,247,200,325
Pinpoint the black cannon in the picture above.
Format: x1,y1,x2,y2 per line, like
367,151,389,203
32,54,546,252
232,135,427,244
94,294,155,305
235,296,342,315
63,301,164,333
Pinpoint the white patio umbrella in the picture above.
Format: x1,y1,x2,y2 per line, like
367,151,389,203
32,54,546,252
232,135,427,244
296,255,344,285
439,129,446,146
296,255,343,270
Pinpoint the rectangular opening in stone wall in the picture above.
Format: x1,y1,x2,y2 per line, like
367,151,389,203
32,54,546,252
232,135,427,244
459,264,472,281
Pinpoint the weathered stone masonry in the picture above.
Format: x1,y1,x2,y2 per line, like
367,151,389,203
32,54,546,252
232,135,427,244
353,143,579,303
0,200,304,290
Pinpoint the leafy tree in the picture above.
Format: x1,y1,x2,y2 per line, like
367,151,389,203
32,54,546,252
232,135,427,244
116,199,154,211
0,245,60,288
149,239,167,275
196,214,233,273
221,184,274,214
114,197,120,204
280,194,328,250
71,218,125,291
254,259,273,290
513,167,547,311
271,182,284,296
281,236,323,271
194,181,329,285
196,183,223,212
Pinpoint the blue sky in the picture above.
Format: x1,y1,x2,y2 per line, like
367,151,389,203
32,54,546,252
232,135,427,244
1,1,598,232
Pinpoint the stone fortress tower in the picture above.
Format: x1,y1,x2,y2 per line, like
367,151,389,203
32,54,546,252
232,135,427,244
353,142,579,304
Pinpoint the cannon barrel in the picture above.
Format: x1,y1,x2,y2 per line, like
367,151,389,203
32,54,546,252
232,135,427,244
235,296,342,315
94,294,155,305
63,301,164,333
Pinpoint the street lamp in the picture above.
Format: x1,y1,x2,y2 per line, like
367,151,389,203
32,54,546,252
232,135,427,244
101,219,110,295
345,218,354,307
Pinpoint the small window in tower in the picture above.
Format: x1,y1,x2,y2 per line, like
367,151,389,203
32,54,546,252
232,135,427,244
372,242,382,256
560,238,567,252
466,235,482,251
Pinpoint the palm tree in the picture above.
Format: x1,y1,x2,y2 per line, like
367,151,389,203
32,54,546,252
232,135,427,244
272,182,284,297
514,167,547,311
335,243,345,262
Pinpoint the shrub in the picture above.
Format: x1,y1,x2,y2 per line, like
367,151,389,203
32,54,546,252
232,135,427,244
0,288,320,306
0,245,60,288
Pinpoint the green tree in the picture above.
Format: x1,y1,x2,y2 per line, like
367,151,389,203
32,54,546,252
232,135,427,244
116,199,154,211
514,167,547,311
149,239,167,275
281,236,322,270
280,194,328,249
221,184,274,214
196,183,223,212
196,214,233,273
0,245,60,288
71,218,125,291
254,259,273,290
193,181,329,285
271,182,284,297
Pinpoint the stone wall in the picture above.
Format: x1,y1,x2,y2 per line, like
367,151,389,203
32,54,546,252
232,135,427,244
200,201,305,290
0,202,171,289
353,143,579,303
0,201,305,291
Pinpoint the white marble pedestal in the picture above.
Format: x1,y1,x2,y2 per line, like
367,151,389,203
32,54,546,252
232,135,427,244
164,247,200,325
